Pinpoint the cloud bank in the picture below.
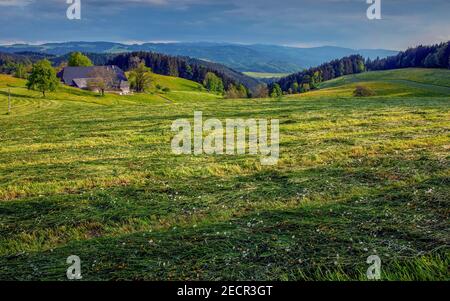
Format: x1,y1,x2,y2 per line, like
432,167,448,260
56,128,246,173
0,0,448,49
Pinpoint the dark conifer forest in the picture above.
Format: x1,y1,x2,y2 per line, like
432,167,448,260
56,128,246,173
366,42,450,71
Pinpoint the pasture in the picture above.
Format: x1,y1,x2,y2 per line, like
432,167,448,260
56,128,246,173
0,69,449,280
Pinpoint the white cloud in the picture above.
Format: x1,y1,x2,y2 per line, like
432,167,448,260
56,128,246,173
0,0,32,6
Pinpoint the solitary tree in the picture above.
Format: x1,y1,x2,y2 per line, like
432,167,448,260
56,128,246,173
129,62,152,93
87,67,116,96
68,52,93,67
26,60,59,97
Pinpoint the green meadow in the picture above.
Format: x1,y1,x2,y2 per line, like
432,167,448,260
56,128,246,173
244,72,291,79
0,68,449,280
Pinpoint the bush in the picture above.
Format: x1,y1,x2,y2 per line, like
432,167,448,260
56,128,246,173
353,85,375,97
162,87,171,93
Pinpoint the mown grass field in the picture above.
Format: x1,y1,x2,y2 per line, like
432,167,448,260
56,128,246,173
0,69,449,280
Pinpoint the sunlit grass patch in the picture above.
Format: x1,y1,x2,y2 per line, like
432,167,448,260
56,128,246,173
0,69,449,280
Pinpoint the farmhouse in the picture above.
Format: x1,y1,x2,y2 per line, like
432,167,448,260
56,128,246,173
58,65,130,94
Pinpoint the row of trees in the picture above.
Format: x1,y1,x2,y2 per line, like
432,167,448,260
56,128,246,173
366,42,450,70
274,55,366,94
0,52,59,79
26,60,59,97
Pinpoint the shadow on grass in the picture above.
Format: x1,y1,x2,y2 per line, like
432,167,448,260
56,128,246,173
0,170,448,280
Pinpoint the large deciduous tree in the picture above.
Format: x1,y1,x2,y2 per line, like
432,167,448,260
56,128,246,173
26,59,59,97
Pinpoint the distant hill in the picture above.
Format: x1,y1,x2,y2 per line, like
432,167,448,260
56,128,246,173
0,42,398,73
366,41,450,71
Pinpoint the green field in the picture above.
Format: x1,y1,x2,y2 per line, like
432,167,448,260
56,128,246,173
0,69,449,280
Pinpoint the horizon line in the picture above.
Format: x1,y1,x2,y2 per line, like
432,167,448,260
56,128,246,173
0,40,406,51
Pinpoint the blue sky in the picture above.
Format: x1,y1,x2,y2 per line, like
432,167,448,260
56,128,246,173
0,0,449,49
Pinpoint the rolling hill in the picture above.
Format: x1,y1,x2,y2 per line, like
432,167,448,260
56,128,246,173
300,68,450,98
0,42,398,73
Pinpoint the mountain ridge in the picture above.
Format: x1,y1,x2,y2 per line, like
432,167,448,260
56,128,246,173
0,42,398,73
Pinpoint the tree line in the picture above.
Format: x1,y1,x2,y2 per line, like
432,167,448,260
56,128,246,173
366,42,450,71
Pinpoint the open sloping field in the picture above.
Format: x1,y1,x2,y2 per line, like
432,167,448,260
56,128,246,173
0,69,449,280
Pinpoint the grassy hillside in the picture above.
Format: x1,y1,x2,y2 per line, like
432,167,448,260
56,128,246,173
301,68,450,98
147,73,206,92
0,69,449,280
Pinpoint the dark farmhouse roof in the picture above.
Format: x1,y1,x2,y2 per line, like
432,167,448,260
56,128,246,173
58,66,128,87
